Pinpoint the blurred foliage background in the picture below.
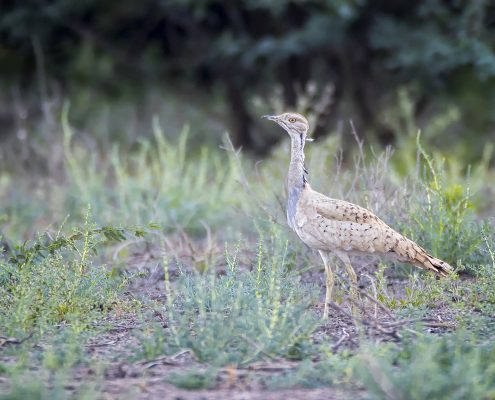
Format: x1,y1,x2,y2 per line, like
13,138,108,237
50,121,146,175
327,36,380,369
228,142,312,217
1,0,494,161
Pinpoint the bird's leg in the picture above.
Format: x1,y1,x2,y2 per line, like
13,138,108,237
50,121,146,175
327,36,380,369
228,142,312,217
334,251,359,315
319,251,334,320
344,261,358,299
324,264,334,319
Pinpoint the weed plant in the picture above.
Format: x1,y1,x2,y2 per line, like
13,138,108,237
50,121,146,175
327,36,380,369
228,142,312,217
0,211,126,336
165,369,216,390
398,135,494,274
136,225,319,366
0,372,100,400
265,353,352,389
356,331,495,400
63,107,244,233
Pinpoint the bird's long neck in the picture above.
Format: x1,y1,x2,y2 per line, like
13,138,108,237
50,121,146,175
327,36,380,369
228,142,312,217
286,133,308,230
288,133,308,191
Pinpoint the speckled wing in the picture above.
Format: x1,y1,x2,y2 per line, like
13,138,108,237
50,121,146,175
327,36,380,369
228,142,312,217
295,187,453,276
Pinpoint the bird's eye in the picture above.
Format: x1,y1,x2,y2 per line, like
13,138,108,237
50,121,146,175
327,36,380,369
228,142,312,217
288,118,296,123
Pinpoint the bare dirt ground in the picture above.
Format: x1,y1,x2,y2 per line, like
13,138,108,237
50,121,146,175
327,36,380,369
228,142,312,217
71,249,457,400
80,312,366,400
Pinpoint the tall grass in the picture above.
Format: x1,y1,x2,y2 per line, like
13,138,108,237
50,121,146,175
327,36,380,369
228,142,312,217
63,106,244,233
397,134,494,273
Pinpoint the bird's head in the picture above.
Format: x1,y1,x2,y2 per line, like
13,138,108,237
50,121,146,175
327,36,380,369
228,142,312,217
262,112,310,138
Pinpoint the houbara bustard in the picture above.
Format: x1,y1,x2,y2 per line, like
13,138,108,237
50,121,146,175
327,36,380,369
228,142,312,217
263,112,453,319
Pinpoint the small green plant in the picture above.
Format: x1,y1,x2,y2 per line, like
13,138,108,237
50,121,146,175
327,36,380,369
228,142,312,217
0,377,64,400
166,369,216,390
0,372,100,400
356,331,495,400
397,133,494,275
63,106,245,233
136,225,319,366
265,353,352,389
0,212,129,336
136,322,167,361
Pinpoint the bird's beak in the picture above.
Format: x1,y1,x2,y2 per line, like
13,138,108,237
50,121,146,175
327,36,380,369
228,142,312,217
262,115,278,121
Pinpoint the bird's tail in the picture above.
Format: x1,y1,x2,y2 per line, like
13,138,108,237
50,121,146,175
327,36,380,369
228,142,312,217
408,241,453,277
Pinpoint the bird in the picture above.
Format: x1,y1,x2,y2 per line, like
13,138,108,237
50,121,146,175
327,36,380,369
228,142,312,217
262,112,453,319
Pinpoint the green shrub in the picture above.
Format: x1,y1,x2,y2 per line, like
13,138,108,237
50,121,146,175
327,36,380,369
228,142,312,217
0,372,99,400
63,107,244,233
135,225,319,366
356,332,495,400
166,369,216,390
397,134,494,274
0,215,126,336
265,354,352,389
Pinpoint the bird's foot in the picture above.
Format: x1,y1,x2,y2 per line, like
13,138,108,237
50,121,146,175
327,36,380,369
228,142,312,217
322,303,329,320
349,304,359,320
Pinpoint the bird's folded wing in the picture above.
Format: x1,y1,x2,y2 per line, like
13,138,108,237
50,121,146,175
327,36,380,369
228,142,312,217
304,193,401,253
311,195,384,226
